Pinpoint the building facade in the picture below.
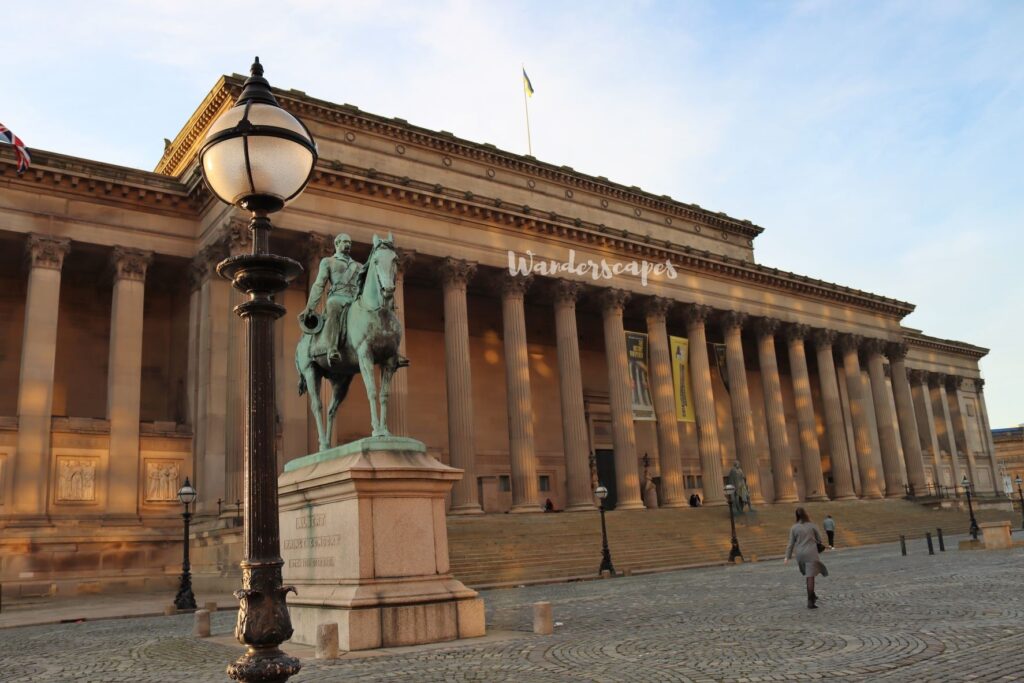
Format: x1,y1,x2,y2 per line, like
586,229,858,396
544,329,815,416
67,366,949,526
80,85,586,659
0,74,1003,595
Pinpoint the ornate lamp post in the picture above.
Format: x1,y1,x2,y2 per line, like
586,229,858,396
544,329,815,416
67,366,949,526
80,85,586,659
594,485,615,575
174,478,198,611
1015,476,1023,530
724,483,742,562
961,475,979,541
200,57,316,683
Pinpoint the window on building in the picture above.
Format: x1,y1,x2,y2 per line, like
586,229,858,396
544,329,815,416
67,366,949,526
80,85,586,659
499,475,511,492
539,475,551,492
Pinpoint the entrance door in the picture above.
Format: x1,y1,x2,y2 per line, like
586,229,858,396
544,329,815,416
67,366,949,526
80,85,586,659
595,449,617,510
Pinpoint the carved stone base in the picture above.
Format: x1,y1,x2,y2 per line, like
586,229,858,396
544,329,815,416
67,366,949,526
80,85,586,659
279,437,486,651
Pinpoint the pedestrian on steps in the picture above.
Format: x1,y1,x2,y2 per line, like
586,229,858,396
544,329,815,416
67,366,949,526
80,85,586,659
823,514,836,549
783,507,828,609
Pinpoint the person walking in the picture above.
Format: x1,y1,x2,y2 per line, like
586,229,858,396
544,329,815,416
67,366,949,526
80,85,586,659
784,507,828,609
823,514,836,549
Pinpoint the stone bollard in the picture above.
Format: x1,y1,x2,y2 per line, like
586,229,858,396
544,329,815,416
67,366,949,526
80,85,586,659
163,605,177,616
900,535,907,556
622,568,632,577
937,528,945,552
926,532,934,555
193,609,211,638
600,570,612,579
204,601,218,613
533,601,553,635
316,623,340,659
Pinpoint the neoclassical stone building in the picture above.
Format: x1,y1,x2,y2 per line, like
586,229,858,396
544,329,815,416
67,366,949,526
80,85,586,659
0,73,1003,594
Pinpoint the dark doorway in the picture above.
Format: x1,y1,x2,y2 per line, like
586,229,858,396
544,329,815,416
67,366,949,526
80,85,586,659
595,449,617,510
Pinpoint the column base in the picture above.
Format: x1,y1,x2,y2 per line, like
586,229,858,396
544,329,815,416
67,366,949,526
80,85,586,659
884,491,905,499
449,504,484,515
563,502,598,512
613,500,647,511
774,495,800,504
659,500,688,509
805,495,830,502
509,503,543,514
701,498,727,507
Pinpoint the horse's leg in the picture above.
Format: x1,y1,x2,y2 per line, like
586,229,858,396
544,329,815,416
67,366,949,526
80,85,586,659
305,364,329,452
326,375,353,442
378,359,396,437
357,343,383,437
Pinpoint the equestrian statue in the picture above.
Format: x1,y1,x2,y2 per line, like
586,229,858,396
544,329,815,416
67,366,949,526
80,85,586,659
295,232,407,451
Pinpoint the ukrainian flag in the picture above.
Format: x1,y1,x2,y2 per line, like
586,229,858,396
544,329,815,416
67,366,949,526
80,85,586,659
522,68,535,97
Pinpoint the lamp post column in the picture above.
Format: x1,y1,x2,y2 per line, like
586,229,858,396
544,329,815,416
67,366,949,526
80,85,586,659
1016,478,1024,530
174,501,196,610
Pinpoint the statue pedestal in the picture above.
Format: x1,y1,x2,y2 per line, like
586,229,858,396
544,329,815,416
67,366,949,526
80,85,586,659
278,437,485,651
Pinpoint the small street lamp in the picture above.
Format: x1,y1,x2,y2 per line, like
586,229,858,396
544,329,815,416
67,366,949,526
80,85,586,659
200,57,315,683
724,483,742,562
174,478,198,611
595,485,615,575
961,475,980,541
1015,475,1023,530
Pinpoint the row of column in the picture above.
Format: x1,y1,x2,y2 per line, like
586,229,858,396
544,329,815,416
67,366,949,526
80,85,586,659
434,264,996,513
11,234,153,519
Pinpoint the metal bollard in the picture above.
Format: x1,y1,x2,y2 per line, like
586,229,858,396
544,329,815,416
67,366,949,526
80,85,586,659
937,528,945,552
900,535,907,556
926,532,934,555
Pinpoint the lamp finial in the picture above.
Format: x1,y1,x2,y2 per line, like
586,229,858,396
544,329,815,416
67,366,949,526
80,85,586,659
251,56,263,78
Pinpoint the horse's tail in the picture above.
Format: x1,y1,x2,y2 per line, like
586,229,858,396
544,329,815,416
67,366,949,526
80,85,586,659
296,339,308,396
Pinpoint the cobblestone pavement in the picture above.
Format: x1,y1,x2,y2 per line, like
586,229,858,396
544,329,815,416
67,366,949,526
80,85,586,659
1,538,1022,682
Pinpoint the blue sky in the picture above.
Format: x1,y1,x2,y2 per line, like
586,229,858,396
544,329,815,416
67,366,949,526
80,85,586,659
2,1,1021,426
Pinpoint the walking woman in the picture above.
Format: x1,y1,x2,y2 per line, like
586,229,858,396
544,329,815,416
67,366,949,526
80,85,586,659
784,507,828,609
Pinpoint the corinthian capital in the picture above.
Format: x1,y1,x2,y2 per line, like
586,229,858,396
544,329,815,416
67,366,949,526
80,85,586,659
110,247,153,282
719,310,747,334
600,288,630,315
552,279,581,307
25,234,71,271
500,272,532,298
306,232,334,264
785,324,811,343
682,303,712,328
439,258,476,289
395,247,416,275
886,342,909,362
753,317,780,339
223,217,251,257
812,328,838,350
837,334,863,354
644,296,674,321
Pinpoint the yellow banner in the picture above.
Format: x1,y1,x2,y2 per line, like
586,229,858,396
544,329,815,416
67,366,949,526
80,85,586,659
670,336,695,422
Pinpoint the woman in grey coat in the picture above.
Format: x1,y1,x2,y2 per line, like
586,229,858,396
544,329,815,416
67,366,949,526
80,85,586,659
784,507,828,608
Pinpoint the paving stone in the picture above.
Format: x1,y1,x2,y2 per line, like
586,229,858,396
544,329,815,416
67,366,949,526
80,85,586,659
0,539,1021,682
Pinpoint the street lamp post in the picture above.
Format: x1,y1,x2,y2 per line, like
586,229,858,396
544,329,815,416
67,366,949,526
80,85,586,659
1015,476,1024,530
724,483,742,562
174,478,198,611
200,57,316,683
961,475,980,541
594,485,615,575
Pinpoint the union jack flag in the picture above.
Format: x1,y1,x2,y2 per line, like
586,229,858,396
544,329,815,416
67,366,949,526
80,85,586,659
0,122,31,174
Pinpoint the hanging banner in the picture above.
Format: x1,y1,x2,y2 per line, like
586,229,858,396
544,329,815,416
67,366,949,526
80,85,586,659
670,336,696,422
712,342,730,394
626,331,656,421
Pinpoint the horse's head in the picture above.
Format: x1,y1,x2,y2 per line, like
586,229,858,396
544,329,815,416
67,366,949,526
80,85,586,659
368,233,397,302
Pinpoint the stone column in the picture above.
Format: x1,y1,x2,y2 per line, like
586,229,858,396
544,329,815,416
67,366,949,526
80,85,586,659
13,234,71,519
864,339,905,498
441,258,482,514
931,373,964,487
911,369,942,484
646,297,685,508
105,247,153,520
553,280,594,512
194,243,231,516
683,304,725,506
386,249,415,437
839,335,882,498
719,311,764,503
947,376,980,487
975,379,1002,492
224,220,250,509
786,325,827,501
755,318,798,503
501,274,540,513
601,289,644,510
813,330,856,500
888,345,928,494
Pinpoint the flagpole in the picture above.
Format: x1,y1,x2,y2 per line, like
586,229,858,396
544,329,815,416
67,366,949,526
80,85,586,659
522,64,533,156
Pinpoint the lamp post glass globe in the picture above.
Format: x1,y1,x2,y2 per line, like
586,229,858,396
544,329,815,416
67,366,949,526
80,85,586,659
199,57,317,214
595,485,609,500
177,478,197,507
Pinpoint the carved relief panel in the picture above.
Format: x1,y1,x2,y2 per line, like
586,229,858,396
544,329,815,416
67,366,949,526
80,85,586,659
144,460,181,503
55,456,99,503
0,453,6,505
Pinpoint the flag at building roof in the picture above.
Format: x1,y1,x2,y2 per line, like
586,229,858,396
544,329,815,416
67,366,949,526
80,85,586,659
0,123,31,174
522,68,535,97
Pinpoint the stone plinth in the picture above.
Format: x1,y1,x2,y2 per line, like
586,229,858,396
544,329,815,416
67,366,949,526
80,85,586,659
980,521,1012,550
279,436,485,651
